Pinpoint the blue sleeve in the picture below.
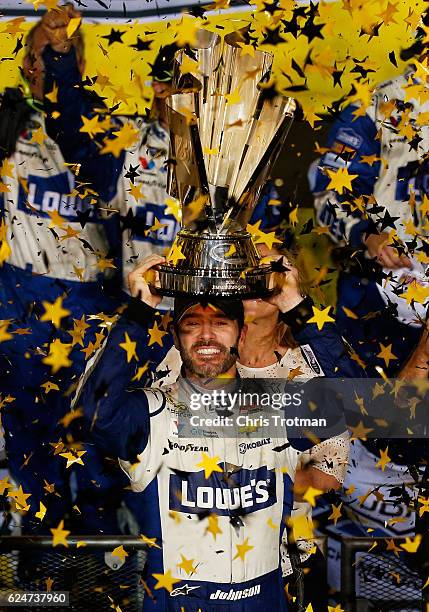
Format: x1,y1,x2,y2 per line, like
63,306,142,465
77,300,164,461
281,297,365,378
312,105,381,247
42,45,124,203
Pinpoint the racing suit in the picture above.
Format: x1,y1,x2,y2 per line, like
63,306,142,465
311,67,428,375
42,46,283,300
153,311,353,612
0,106,125,535
75,296,353,611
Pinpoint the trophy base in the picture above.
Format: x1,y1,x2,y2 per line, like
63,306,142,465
157,264,273,298
157,229,273,298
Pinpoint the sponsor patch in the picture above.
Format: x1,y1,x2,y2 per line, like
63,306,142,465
336,127,363,150
300,344,324,376
239,438,271,454
169,465,276,516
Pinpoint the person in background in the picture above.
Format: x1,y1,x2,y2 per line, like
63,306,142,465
309,12,429,595
0,18,126,542
309,11,429,378
39,6,180,301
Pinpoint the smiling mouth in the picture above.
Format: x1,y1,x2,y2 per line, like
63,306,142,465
195,347,221,356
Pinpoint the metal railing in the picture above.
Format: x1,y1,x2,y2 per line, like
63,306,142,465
0,536,148,611
341,536,429,612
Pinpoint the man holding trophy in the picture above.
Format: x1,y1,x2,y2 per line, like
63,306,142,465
68,31,360,611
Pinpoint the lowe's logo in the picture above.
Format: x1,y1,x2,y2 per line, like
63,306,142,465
17,173,95,221
169,465,276,516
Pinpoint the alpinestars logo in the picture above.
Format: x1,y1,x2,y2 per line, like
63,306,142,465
210,584,261,600
170,584,200,597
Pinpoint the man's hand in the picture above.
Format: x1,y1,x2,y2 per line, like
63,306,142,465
127,255,165,309
364,232,412,270
294,466,341,501
264,255,305,314
41,3,81,54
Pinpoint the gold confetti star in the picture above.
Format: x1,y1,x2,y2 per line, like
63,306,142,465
30,127,46,146
152,569,180,593
140,534,160,549
111,545,128,562
40,296,70,328
45,82,58,104
8,485,31,511
328,503,343,525
400,281,429,305
0,323,12,343
47,209,66,228
35,502,47,521
196,453,223,479
376,343,397,367
79,115,105,138
166,243,186,266
0,159,14,179
51,520,70,547
145,217,168,235
400,535,422,553
132,361,150,381
385,538,402,556
253,230,282,250
119,332,138,362
43,339,73,373
375,447,391,472
177,554,197,575
59,450,86,468
40,381,60,394
307,306,335,331
350,420,374,441
128,182,145,201
206,514,222,540
59,225,81,241
233,537,254,561
303,486,323,507
147,321,167,347
0,476,12,495
326,167,359,194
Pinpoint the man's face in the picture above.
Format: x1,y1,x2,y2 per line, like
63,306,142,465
175,304,243,378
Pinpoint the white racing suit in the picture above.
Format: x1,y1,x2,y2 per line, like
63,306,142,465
74,297,355,611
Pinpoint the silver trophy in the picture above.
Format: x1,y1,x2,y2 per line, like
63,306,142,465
157,28,296,298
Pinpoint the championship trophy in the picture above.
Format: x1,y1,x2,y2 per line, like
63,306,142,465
157,28,296,297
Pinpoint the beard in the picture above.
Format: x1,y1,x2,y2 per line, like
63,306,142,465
179,339,237,378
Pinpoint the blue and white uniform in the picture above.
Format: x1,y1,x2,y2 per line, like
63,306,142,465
310,67,428,373
74,296,356,611
0,106,123,534
76,302,299,611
